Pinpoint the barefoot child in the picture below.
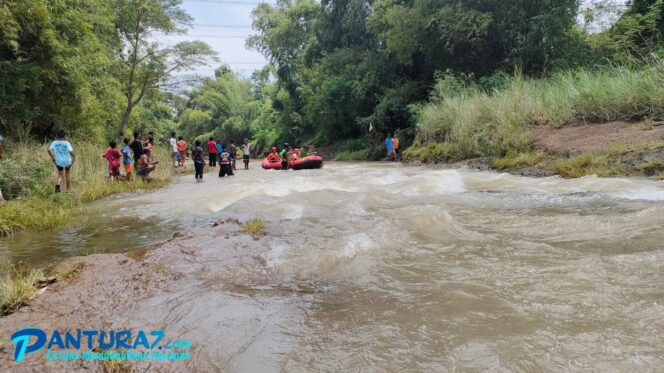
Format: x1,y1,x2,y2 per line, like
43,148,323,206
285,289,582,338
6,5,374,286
102,140,123,181
122,138,133,181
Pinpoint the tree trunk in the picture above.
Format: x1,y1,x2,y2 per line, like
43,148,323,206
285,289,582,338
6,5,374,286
117,101,133,139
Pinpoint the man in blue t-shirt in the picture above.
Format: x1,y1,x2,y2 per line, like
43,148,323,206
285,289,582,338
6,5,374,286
48,130,75,193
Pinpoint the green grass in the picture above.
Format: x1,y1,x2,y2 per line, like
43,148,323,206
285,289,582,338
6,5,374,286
243,218,266,236
553,153,627,178
414,63,664,162
402,143,462,163
493,151,545,170
1,267,46,315
0,141,173,236
335,149,369,161
57,261,85,280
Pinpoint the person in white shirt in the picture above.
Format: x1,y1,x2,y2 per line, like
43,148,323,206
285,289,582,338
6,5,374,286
169,132,178,167
241,139,251,170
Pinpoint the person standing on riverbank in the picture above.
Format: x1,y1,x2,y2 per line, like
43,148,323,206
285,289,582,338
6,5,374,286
130,131,144,170
122,138,133,181
169,132,178,167
207,137,218,167
48,130,75,193
193,140,205,180
392,134,400,162
385,135,394,160
177,136,187,167
145,136,155,162
102,140,122,181
242,139,250,170
229,140,238,171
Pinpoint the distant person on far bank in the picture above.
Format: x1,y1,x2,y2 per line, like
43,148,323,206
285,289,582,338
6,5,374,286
207,137,218,167
169,132,178,167
193,140,205,180
48,130,75,193
177,136,187,167
102,140,122,181
392,134,400,161
229,140,238,171
122,138,133,181
242,139,250,170
385,135,394,160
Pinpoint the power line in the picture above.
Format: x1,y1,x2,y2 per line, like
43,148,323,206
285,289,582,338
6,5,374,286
185,0,267,4
193,23,253,28
178,34,250,38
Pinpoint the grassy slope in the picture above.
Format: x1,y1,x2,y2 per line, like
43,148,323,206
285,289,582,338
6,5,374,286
0,141,173,236
405,63,664,177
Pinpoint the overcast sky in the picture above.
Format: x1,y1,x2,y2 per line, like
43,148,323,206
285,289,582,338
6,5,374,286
162,0,625,78
160,0,277,78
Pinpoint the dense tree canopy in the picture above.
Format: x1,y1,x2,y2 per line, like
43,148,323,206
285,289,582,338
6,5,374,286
0,0,661,153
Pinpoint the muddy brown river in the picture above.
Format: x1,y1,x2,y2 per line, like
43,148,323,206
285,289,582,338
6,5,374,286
2,162,664,371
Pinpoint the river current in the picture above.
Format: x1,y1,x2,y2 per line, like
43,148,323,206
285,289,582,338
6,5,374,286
2,162,664,371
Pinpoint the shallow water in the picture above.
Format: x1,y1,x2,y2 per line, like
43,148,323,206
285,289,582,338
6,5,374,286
3,162,664,370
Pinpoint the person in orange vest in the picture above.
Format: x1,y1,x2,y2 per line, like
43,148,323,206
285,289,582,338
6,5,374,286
391,134,400,162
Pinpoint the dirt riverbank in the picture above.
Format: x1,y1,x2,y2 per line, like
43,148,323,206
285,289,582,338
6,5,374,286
0,220,270,372
412,121,664,178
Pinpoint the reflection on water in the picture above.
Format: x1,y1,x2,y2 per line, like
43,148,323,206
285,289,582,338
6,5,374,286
3,162,664,370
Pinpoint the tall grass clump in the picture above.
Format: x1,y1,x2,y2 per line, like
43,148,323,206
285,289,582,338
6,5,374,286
0,140,174,236
415,63,664,161
1,267,47,315
243,218,266,236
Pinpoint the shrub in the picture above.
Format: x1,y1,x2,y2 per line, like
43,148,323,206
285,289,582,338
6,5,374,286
0,154,51,200
403,143,462,163
553,154,625,178
335,149,369,161
493,151,544,170
243,218,266,236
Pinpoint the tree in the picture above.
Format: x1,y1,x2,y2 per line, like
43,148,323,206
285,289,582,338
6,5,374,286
114,0,216,137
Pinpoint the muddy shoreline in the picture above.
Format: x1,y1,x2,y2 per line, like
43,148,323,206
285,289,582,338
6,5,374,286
406,120,664,179
0,220,270,372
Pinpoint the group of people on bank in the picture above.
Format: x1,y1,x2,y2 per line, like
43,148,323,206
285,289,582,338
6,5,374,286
184,136,251,180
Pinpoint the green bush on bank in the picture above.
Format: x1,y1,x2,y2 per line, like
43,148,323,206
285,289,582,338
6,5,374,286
414,64,664,161
493,151,545,170
0,155,52,200
402,143,462,164
335,149,370,161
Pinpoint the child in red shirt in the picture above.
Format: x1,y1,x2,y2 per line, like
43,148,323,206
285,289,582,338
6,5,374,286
103,140,123,180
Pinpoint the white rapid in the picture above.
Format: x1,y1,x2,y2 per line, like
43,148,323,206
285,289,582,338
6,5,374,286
2,162,664,371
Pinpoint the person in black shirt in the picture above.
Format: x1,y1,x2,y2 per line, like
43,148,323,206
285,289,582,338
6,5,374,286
130,131,144,168
192,140,205,180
